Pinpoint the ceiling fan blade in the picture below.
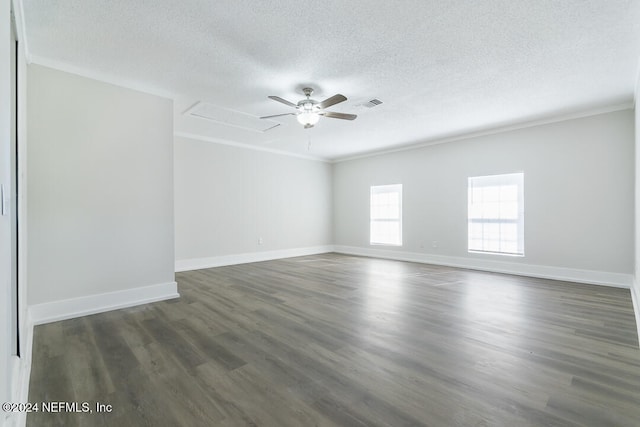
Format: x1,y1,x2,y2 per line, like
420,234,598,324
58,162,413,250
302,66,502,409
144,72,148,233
321,111,357,120
268,95,298,108
260,113,296,119
318,94,347,109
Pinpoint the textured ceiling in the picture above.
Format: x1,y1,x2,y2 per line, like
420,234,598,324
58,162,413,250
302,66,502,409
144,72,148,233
21,0,640,160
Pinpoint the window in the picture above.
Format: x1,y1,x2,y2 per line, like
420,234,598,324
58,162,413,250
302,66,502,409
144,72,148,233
468,173,524,256
370,184,402,246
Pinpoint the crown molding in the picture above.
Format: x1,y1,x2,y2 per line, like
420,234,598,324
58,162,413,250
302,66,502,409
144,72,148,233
28,54,175,99
332,102,634,163
174,131,330,163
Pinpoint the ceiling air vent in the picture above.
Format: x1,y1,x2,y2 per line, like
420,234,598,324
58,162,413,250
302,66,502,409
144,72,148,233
363,98,383,108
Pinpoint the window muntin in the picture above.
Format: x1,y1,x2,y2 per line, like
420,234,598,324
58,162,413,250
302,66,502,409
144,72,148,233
468,173,524,256
370,184,402,246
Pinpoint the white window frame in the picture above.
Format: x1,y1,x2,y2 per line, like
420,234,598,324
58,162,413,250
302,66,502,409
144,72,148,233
468,172,524,256
370,184,402,246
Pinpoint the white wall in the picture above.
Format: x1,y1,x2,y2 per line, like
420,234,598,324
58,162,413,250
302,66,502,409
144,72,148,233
334,110,634,285
634,90,640,314
27,64,176,308
174,136,332,270
0,0,14,418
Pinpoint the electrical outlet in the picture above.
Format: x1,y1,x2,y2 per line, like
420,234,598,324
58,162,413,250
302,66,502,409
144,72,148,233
432,241,438,248
258,237,263,245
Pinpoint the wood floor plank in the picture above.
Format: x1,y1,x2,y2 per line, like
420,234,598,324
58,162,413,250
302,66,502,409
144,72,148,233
27,254,640,426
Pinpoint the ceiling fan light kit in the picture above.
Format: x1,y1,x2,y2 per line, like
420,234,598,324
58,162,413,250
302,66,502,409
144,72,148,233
297,111,320,128
261,87,357,129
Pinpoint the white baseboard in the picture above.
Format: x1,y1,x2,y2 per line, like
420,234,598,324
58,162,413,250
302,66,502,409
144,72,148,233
175,245,334,272
631,280,640,348
333,245,633,289
28,281,180,326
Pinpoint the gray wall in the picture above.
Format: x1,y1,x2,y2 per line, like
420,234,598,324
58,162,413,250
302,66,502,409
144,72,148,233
333,110,634,277
174,136,332,263
27,64,175,305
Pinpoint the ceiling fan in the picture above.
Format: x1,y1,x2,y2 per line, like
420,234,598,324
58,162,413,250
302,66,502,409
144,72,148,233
260,87,357,129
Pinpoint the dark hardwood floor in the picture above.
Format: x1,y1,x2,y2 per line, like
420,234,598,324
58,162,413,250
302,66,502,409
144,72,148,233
27,254,640,426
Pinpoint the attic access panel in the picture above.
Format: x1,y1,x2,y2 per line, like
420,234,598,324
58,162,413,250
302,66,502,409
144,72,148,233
185,102,280,132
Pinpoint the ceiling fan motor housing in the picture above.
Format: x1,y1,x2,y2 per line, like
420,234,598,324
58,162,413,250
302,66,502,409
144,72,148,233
298,88,319,111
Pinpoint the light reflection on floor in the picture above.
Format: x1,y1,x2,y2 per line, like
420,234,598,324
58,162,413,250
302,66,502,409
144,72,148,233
356,260,529,374
463,274,525,326
359,260,409,345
